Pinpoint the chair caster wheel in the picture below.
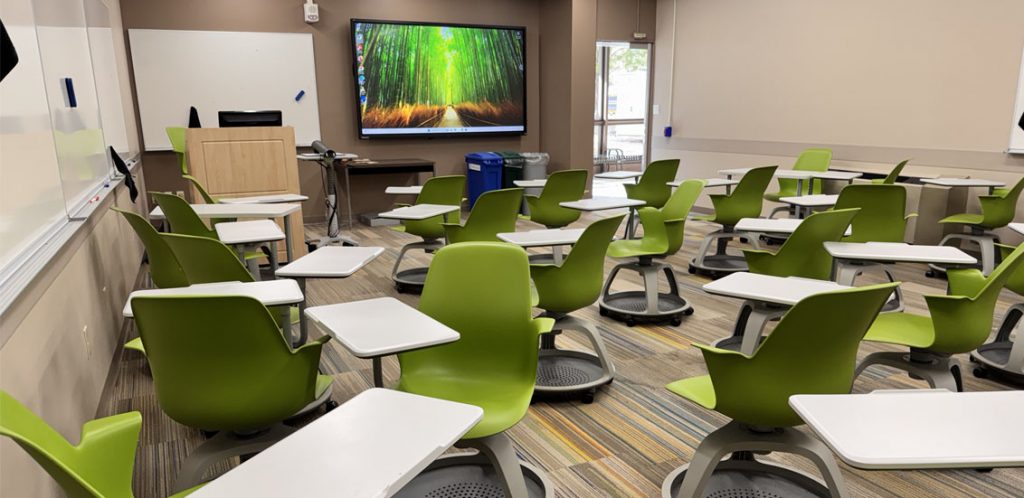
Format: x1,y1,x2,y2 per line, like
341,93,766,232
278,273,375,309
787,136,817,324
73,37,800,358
925,270,936,278
688,265,697,274
325,399,340,412
671,317,683,326
683,308,694,316
973,367,988,379
626,318,637,327
581,390,596,404
599,307,608,317
201,429,218,438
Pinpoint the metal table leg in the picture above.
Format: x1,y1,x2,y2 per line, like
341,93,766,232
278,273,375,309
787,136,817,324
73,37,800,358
296,277,308,346
280,306,294,346
284,214,294,264
268,241,278,276
372,357,383,387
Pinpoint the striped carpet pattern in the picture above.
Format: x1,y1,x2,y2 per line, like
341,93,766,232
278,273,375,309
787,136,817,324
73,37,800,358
102,207,1024,498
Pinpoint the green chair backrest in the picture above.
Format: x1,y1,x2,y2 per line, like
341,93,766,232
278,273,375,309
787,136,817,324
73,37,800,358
710,165,777,226
707,283,897,428
398,243,542,420
928,243,1024,353
873,159,909,185
112,207,189,288
526,169,587,228
162,233,254,284
403,175,466,239
182,175,217,204
744,208,860,280
624,159,680,208
997,243,1024,296
444,188,523,244
976,177,1024,229
532,214,625,313
770,148,831,198
166,127,188,175
151,192,216,239
833,184,908,243
131,295,323,431
662,179,706,255
1,391,138,498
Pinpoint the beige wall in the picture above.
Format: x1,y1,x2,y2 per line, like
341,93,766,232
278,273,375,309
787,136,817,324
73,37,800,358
597,0,657,42
652,0,1024,223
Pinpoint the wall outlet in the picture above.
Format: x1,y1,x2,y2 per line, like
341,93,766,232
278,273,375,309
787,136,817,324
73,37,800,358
632,32,647,40
653,104,660,115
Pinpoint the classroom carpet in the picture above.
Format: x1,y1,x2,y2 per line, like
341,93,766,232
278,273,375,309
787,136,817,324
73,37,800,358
104,211,1024,498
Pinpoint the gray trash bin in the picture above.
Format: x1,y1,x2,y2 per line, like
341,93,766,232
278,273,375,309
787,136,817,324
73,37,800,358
520,152,550,215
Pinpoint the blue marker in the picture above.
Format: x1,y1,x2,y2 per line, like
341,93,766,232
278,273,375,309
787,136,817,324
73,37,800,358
295,90,306,102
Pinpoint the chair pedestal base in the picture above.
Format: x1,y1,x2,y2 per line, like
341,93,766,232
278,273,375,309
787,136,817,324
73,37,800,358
662,421,846,498
173,423,296,493
855,350,964,392
833,261,904,312
393,433,552,498
711,301,787,355
599,259,693,326
927,231,998,276
392,239,444,294
971,303,1024,386
533,315,614,404
689,227,757,279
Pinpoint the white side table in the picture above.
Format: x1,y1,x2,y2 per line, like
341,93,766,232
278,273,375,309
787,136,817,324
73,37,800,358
215,220,286,280
498,228,585,265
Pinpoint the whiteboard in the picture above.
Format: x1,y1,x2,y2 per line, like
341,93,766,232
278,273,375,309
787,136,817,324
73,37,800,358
1010,46,1024,154
128,29,322,151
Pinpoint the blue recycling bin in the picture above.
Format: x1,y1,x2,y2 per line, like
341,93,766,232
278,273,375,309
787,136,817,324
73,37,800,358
466,152,504,208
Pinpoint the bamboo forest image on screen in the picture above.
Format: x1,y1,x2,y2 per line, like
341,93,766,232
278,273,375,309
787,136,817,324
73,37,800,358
352,20,526,137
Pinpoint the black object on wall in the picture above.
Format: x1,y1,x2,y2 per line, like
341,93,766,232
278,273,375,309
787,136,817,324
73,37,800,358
188,106,201,128
0,19,19,82
110,146,138,202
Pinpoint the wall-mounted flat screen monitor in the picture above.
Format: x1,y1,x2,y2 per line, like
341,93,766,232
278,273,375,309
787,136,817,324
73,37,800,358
351,19,526,139
218,110,283,128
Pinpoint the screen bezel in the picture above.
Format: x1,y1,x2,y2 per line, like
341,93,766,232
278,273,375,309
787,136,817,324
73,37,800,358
350,18,527,140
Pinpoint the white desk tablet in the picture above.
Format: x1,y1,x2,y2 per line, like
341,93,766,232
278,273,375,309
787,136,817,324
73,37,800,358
378,204,460,221
385,186,423,195
920,178,1005,189
790,390,1024,469
703,272,850,307
189,389,484,498
824,242,977,265
498,228,585,248
305,297,460,387
718,167,754,177
560,197,645,211
513,179,548,188
778,194,839,207
218,193,310,204
668,178,739,188
1009,222,1024,235
594,171,642,180
809,170,862,182
734,218,851,236
214,219,285,245
149,202,301,220
276,246,384,278
123,280,303,317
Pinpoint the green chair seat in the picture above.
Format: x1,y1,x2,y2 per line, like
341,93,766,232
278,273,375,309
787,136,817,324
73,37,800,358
939,213,985,225
763,148,832,200
623,159,680,209
182,175,234,226
665,374,716,410
743,208,860,280
871,159,909,185
402,176,467,240
125,337,145,354
833,184,913,243
706,166,777,226
862,312,935,348
443,188,523,243
397,378,532,440
762,192,783,203
606,215,669,259
167,126,188,175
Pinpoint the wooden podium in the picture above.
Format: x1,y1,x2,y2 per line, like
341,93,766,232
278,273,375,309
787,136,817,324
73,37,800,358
185,126,306,261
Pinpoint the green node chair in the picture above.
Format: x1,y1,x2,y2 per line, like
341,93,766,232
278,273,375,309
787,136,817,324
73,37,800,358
131,295,335,493
705,209,862,355
167,127,188,175
390,175,466,293
855,243,1024,392
744,208,860,280
928,177,1024,276
443,188,523,244
831,184,917,311
112,207,189,355
970,243,1024,385
151,192,266,275
871,159,909,185
182,175,234,226
764,148,832,218
531,214,625,403
690,166,777,278
0,391,203,497
523,169,587,228
662,283,898,498
623,159,680,238
599,180,704,326
393,242,554,498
